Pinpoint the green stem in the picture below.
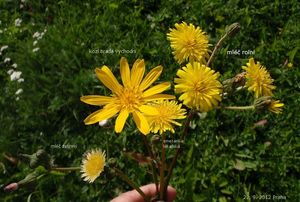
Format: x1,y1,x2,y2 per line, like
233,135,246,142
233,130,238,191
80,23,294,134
50,167,81,172
223,106,255,110
207,34,228,67
160,133,166,201
207,23,240,67
142,135,159,194
111,167,150,202
163,110,195,195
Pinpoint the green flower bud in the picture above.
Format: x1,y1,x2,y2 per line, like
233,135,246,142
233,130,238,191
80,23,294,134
226,23,241,38
254,96,272,111
20,149,53,169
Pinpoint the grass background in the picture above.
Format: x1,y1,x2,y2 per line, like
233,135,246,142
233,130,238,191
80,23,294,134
0,0,299,201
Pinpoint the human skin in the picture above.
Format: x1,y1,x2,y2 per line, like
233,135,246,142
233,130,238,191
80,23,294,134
111,184,176,202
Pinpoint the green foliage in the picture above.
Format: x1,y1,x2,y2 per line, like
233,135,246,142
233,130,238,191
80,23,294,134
0,0,299,201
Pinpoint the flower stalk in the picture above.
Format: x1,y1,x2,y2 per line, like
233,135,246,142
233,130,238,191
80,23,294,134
111,167,151,202
207,23,240,67
142,135,159,194
163,109,195,195
159,133,167,201
223,105,255,110
51,167,81,172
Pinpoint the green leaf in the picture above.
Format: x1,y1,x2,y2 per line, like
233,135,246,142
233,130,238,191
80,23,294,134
219,196,227,202
233,159,246,171
221,189,232,195
289,47,298,62
244,161,257,169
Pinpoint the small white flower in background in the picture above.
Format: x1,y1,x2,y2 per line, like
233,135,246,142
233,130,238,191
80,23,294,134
15,89,23,95
20,4,24,9
0,30,3,34
18,78,25,83
98,119,108,127
32,29,47,41
33,32,40,38
12,63,18,68
32,47,40,52
15,18,22,27
1,45,8,52
7,69,14,75
10,71,22,81
16,97,20,101
4,58,11,63
21,0,26,3
33,40,38,46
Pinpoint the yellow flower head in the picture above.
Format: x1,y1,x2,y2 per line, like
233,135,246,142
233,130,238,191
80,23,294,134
243,58,276,98
80,57,175,135
167,22,210,64
268,100,284,114
81,149,106,183
174,62,222,112
146,100,186,134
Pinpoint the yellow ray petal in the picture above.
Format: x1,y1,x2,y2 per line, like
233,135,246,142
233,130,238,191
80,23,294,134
139,105,159,115
132,111,150,135
142,82,171,97
143,94,175,101
95,66,122,94
115,110,129,133
139,66,163,91
84,106,119,125
80,95,112,106
120,57,131,87
131,59,145,86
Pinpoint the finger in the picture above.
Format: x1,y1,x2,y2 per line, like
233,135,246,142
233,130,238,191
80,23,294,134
111,184,176,202
166,186,176,202
111,184,156,202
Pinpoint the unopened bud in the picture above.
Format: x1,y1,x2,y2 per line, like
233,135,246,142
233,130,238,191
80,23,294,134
222,72,246,94
20,149,53,169
233,72,246,86
3,183,18,192
226,23,241,38
254,96,272,111
222,78,235,93
107,158,117,167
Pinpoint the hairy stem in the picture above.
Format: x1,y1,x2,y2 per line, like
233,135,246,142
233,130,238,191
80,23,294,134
142,135,159,194
160,133,166,201
112,167,150,202
223,105,255,110
207,34,227,67
51,167,81,172
163,110,195,195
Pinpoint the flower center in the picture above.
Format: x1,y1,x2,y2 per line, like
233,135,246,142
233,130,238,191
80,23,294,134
86,156,103,176
118,87,142,111
186,39,197,50
194,81,206,93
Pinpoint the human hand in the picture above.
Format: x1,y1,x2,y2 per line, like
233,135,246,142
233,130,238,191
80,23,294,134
111,184,176,202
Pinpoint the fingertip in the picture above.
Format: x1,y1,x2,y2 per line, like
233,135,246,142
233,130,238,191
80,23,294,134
167,186,176,202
